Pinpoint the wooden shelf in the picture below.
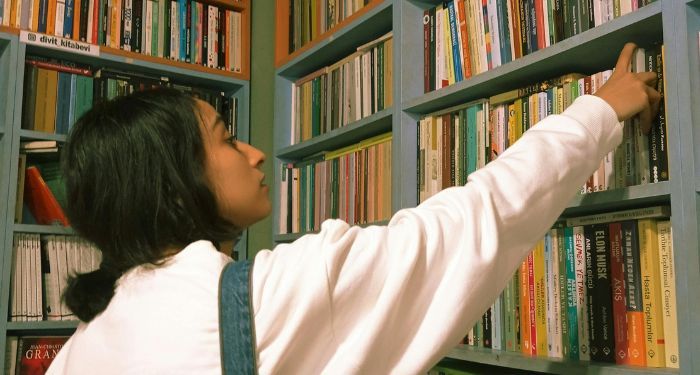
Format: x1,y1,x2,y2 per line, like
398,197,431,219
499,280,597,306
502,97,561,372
6,321,79,335
402,1,663,115
276,108,392,160
275,0,391,75
274,220,390,242
562,181,671,218
0,25,20,35
446,345,678,375
14,224,74,235
18,129,68,142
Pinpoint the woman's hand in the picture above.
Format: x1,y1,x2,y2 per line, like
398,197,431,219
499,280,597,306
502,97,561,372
593,42,661,133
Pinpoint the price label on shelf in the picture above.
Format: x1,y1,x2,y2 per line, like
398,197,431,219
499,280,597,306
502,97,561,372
20,31,100,57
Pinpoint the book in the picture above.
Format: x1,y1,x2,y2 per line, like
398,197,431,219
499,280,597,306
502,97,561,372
565,206,670,227
15,336,69,374
657,221,678,368
23,166,69,227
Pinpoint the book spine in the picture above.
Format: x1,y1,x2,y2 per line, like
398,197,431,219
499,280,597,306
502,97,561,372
609,222,630,365
638,219,665,367
657,220,678,368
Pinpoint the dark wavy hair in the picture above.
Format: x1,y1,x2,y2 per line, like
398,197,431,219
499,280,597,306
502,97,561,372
61,88,240,322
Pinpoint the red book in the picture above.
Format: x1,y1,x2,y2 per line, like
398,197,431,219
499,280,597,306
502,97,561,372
609,222,630,364
23,166,70,227
16,336,70,375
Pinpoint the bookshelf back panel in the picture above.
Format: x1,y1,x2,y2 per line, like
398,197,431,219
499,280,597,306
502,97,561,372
686,2,700,191
0,37,13,132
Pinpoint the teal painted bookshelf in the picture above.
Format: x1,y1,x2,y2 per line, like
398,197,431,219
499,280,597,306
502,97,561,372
0,21,252,368
273,0,699,373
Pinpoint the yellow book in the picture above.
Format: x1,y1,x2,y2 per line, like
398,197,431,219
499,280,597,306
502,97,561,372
533,239,548,357
638,219,665,367
384,38,393,108
46,0,56,36
657,221,678,368
31,0,40,30
443,7,455,86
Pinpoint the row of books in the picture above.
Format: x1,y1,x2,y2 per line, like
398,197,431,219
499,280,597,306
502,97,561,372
287,0,371,53
21,55,240,135
5,335,69,375
423,0,655,92
279,132,392,234
291,32,392,144
1,0,243,71
418,46,668,201
463,207,678,368
9,234,101,322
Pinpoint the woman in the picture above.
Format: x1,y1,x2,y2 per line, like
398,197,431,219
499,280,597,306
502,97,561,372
48,43,659,374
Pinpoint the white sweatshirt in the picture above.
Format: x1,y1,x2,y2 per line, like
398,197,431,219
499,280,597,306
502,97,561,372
47,95,621,374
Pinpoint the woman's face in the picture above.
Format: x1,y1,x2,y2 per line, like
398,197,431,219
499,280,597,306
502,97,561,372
196,99,271,228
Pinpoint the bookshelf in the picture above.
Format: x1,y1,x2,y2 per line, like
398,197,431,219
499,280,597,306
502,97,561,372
273,0,699,373
0,0,252,369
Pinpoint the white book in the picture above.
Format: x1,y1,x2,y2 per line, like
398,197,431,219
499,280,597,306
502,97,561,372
620,0,632,16
506,0,516,60
5,336,18,375
472,0,489,72
33,234,43,321
20,0,31,29
435,5,444,88
21,234,34,322
353,55,362,121
46,236,61,320
170,1,178,59
158,0,165,57
573,226,591,360
1,0,10,26
362,52,371,118
145,0,153,55
57,236,70,319
593,0,603,26
88,0,96,44
55,0,65,37
491,298,501,350
11,235,21,321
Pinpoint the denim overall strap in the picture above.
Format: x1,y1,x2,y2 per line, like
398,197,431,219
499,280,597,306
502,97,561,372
219,260,257,375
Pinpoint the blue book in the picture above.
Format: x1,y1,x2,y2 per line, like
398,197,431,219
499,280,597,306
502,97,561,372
64,0,75,38
179,0,187,62
496,0,512,64
55,73,71,135
67,74,77,130
446,1,463,82
38,0,49,33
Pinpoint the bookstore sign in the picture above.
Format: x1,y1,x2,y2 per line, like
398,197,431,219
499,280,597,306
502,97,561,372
20,31,99,57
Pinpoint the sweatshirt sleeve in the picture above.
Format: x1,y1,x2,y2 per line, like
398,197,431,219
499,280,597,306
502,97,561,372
250,95,622,374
